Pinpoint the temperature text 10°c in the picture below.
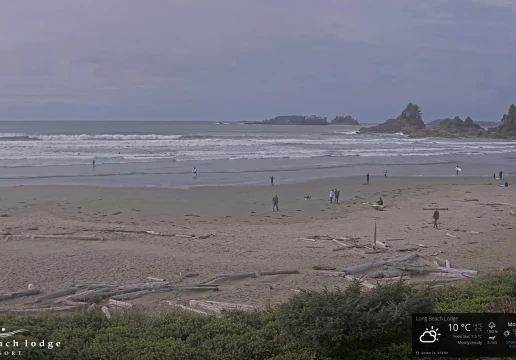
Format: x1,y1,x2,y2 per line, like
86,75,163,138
449,323,471,332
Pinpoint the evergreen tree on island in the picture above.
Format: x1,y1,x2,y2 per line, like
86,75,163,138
497,104,516,138
331,115,359,125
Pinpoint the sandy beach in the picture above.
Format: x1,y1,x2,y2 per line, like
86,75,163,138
0,176,514,308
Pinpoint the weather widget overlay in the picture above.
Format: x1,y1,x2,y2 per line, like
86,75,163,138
412,313,516,357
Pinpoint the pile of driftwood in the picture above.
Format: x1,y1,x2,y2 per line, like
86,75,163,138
0,269,300,317
163,299,256,316
0,279,219,316
313,252,477,289
298,233,422,254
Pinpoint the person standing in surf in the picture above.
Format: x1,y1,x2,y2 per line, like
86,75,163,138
270,176,274,186
192,167,197,178
499,170,503,179
384,169,387,177
455,165,460,176
366,173,370,185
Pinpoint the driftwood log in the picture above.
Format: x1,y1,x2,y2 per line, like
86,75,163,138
110,290,152,301
437,267,478,277
260,270,299,276
33,288,77,303
317,271,346,277
8,305,78,313
108,299,133,308
200,300,255,311
0,288,40,302
372,270,407,279
164,301,209,315
343,253,418,275
53,288,115,303
169,285,219,291
423,208,448,211
101,306,111,319
189,300,223,314
183,272,200,278
313,265,337,271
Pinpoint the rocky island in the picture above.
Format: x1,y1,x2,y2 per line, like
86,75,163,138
244,114,360,126
244,115,329,125
331,115,359,125
359,103,516,139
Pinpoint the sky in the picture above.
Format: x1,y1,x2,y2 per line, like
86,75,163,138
0,0,515,122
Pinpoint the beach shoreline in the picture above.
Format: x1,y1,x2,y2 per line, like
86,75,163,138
0,176,514,308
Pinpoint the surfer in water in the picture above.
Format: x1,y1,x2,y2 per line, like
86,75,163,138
92,159,95,168
499,170,503,179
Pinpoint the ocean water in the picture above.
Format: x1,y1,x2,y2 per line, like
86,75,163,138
0,121,514,188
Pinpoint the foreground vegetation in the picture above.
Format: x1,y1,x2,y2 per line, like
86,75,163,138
1,269,516,360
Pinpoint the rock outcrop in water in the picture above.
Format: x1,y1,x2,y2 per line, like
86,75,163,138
330,115,359,125
427,119,500,128
245,115,328,125
414,116,485,138
358,103,425,135
486,104,516,139
358,103,516,139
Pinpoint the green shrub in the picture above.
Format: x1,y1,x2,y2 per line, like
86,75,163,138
277,280,435,359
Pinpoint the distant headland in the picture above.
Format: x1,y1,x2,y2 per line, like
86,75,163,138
244,115,359,126
358,103,516,139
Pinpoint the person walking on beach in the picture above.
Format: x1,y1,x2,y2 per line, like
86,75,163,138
384,169,387,177
433,210,440,229
499,170,503,179
366,173,370,185
270,176,274,186
92,159,95,168
455,165,460,176
329,189,334,203
192,167,197,178
505,181,509,187
335,189,340,204
272,195,279,212
494,173,496,180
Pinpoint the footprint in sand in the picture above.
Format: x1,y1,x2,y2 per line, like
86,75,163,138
112,212,122,215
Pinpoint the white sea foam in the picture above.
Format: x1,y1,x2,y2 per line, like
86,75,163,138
1,131,515,166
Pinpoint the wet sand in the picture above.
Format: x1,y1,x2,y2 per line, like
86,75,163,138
0,176,514,308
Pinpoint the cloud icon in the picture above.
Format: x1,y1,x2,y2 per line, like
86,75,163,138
419,326,440,343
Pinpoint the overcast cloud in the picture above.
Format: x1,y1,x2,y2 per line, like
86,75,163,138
0,0,515,122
